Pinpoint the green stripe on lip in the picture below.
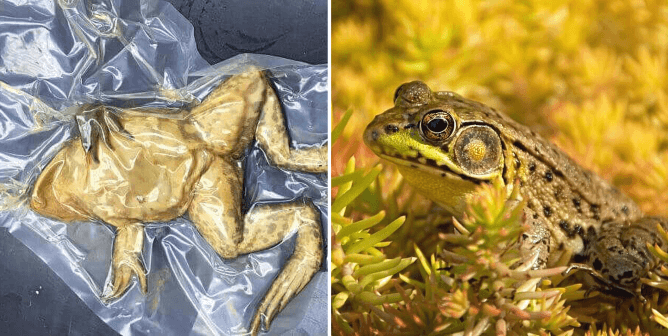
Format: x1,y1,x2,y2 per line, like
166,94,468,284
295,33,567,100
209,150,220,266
377,153,490,185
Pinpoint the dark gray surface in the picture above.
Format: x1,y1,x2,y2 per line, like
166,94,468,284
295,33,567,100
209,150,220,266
0,0,327,335
168,0,328,65
0,228,119,336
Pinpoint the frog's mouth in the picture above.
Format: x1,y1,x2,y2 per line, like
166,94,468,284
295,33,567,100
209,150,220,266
378,153,488,185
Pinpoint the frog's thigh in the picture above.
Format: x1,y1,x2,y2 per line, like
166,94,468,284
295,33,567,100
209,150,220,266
188,157,323,334
188,157,243,259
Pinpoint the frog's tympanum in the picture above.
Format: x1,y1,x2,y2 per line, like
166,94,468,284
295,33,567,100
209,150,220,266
365,81,668,298
30,69,327,335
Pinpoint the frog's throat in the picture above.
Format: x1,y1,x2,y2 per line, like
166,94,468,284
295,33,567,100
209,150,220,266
379,154,485,216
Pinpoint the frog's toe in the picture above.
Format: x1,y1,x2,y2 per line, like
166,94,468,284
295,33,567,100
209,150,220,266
250,264,312,335
103,264,132,300
102,257,147,301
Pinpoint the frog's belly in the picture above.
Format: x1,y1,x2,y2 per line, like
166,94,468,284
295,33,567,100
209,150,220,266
31,136,211,226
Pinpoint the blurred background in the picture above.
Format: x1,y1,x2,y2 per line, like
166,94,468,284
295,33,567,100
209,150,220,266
0,1,326,335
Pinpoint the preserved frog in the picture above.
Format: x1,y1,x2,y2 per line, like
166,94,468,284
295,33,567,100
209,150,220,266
30,69,327,335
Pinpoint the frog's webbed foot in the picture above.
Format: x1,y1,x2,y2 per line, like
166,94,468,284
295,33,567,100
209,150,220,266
75,104,133,163
563,263,639,299
102,224,147,301
249,249,319,334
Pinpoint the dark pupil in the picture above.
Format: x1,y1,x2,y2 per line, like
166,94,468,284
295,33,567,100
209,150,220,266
427,118,447,133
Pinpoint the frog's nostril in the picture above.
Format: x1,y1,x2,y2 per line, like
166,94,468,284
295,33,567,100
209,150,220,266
371,130,379,141
384,124,399,134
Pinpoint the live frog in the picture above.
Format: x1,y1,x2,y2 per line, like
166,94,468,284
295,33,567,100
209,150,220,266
30,69,327,335
364,81,667,297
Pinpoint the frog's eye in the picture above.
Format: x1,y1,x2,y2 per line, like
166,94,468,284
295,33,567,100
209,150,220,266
453,125,502,176
419,110,455,142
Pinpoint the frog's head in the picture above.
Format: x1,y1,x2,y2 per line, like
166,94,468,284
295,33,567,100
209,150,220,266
364,81,506,216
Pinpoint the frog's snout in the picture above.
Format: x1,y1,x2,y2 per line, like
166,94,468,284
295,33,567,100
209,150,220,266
363,115,383,150
364,110,412,154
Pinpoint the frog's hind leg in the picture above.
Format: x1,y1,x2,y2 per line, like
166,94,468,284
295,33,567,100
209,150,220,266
571,217,668,297
187,157,323,336
242,202,322,335
102,223,147,300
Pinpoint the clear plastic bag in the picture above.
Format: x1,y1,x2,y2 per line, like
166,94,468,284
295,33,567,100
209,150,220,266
0,0,328,335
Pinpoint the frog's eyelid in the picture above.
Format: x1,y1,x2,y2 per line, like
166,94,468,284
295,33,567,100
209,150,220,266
393,85,403,102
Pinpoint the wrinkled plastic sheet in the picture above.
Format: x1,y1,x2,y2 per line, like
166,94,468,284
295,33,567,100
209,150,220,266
0,0,328,335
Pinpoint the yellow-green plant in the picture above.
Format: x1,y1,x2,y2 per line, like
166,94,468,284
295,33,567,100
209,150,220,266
331,109,417,333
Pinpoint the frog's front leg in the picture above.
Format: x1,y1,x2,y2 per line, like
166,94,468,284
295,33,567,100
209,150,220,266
102,223,147,300
514,208,551,271
567,217,668,297
187,157,323,336
75,104,133,164
255,78,327,173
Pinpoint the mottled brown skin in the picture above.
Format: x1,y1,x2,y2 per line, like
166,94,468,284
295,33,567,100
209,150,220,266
364,81,666,297
29,69,327,335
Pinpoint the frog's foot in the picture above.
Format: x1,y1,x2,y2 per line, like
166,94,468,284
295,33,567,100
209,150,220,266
103,252,147,300
102,224,147,301
243,204,322,336
75,104,133,163
563,263,638,299
249,247,320,335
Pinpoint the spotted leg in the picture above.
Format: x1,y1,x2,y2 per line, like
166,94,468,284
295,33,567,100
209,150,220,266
102,223,147,300
514,208,551,271
187,157,323,336
254,76,328,173
565,217,668,297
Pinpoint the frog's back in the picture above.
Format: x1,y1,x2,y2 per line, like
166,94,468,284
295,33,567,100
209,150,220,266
31,114,211,226
30,68,271,226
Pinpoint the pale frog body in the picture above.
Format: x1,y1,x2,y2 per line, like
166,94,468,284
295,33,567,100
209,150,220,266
364,81,667,296
30,69,328,335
